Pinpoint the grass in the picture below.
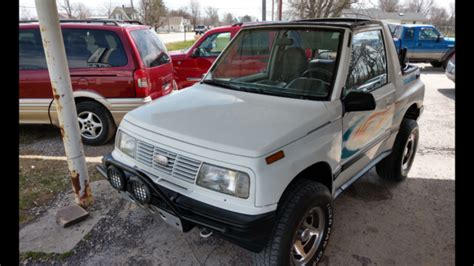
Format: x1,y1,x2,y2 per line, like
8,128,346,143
20,251,73,262
166,40,196,51
19,158,104,225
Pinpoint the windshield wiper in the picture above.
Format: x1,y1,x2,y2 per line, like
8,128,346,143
202,79,241,90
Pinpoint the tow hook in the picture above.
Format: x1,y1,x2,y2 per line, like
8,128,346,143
199,227,213,238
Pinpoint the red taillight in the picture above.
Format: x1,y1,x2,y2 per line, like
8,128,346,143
134,69,150,98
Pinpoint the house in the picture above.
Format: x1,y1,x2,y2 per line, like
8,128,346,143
110,5,139,21
340,8,428,24
157,17,191,32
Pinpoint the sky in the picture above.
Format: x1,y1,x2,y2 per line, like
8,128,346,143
20,0,455,21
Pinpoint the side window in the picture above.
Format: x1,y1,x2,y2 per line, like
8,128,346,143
62,29,127,68
19,29,47,70
198,32,231,57
345,30,387,96
419,28,439,41
404,28,414,40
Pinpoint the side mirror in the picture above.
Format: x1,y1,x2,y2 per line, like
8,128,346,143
398,47,408,70
436,34,443,42
191,48,200,58
343,91,376,112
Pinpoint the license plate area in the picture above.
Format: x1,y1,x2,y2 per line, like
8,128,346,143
148,205,183,232
117,190,184,232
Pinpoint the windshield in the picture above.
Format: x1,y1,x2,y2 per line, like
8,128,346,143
204,27,343,100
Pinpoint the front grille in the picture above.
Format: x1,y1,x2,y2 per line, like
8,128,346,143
135,140,201,183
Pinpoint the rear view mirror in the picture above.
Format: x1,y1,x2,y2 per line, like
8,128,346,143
343,91,376,112
191,48,200,58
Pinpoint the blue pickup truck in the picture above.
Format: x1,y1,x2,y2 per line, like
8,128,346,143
389,24,455,68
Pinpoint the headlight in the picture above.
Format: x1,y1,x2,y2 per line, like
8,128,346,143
197,163,250,199
117,131,136,158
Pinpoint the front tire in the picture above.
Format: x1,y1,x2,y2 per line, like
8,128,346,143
376,118,419,181
76,101,116,146
255,180,333,265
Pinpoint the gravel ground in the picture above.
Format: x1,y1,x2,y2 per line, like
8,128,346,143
19,64,454,265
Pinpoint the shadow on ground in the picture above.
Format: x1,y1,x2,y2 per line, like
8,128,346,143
20,125,114,157
438,88,455,100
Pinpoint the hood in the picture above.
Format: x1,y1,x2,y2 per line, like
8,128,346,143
124,84,331,157
444,37,455,47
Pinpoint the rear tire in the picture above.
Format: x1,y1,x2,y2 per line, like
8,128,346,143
255,180,333,265
376,119,419,181
76,101,116,146
442,53,454,70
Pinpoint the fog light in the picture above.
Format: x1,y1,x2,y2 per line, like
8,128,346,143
129,177,151,204
107,166,126,191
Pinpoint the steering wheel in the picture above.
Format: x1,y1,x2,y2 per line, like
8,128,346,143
301,68,332,86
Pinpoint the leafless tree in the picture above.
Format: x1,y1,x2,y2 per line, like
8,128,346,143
428,4,454,36
223,13,235,25
190,0,200,27
288,0,357,19
102,0,115,18
139,0,167,28
75,3,92,19
404,0,434,16
58,0,75,18
205,6,219,26
378,0,399,12
168,7,192,19
20,7,34,21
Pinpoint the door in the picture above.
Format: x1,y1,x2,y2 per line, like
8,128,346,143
413,27,446,60
335,29,396,188
62,28,135,98
177,31,232,88
129,28,174,99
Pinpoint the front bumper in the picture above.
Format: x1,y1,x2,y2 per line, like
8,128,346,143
97,153,275,252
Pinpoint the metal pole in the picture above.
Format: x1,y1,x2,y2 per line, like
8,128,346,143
278,0,282,21
35,0,93,208
262,0,266,21
272,0,274,21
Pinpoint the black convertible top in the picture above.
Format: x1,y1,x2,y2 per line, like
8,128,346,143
241,18,383,29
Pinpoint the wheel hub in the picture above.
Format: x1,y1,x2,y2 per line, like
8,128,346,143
291,207,325,265
78,111,103,140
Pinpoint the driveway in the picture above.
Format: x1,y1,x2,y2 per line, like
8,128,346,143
19,64,454,265
157,32,197,44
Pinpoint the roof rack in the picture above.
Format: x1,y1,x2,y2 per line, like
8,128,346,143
20,19,143,26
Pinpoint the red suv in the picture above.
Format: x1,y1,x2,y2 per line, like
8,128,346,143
19,20,175,145
169,24,241,89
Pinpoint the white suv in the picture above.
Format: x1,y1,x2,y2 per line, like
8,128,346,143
98,19,425,265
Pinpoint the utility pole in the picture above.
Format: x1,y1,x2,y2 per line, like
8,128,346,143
35,0,93,208
272,0,274,21
262,0,266,21
278,0,282,21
